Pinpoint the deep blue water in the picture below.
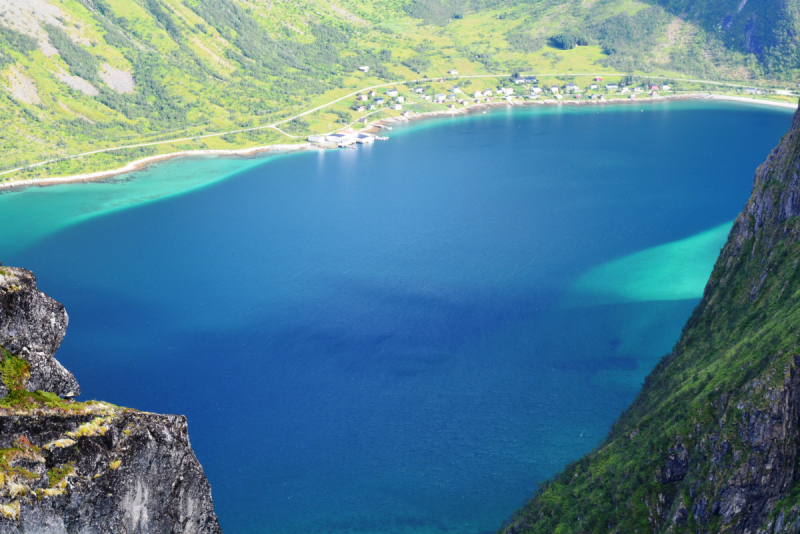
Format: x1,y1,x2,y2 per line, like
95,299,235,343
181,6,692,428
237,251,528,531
0,101,794,534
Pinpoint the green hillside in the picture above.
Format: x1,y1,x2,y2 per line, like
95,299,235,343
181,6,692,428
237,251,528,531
502,104,800,533
0,0,797,180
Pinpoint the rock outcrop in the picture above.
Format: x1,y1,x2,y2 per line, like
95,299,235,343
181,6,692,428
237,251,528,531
0,267,79,398
502,101,800,534
0,267,221,533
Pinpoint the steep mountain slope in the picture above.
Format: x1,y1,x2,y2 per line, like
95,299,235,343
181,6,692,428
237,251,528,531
0,0,796,183
502,101,800,533
653,0,800,75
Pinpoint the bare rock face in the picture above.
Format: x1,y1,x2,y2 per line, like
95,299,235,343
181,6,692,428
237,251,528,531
0,267,222,533
0,267,79,397
0,409,221,534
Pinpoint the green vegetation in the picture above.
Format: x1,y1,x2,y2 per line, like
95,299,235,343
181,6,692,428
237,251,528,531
0,26,37,68
0,0,797,182
501,118,800,533
47,464,74,489
0,346,124,414
0,347,29,393
0,436,41,485
551,33,587,50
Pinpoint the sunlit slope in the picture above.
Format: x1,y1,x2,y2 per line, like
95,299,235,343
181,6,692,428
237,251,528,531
0,0,797,180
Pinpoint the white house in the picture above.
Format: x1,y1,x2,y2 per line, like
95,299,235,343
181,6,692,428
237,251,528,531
555,94,563,100
531,86,543,94
473,90,483,98
308,135,327,143
393,104,402,111
396,96,405,103
387,89,399,97
550,86,559,94
434,94,446,102
376,98,386,104
358,66,370,72
661,84,670,91
503,87,514,95
368,90,377,96
606,84,619,90
448,69,458,75
357,105,366,112
414,87,424,93
358,94,368,101
451,86,462,93
590,83,598,90
402,110,414,117
620,87,630,94
566,83,578,92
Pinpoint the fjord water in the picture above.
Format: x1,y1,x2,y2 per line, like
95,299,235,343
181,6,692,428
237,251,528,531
1,101,793,534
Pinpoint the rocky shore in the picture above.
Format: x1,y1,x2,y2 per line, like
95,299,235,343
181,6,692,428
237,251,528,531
0,266,221,533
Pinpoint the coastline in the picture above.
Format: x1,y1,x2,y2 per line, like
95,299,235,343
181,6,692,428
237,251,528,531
0,143,312,192
374,92,798,129
2,93,795,191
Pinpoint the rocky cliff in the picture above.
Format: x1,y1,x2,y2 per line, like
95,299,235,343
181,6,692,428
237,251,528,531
502,101,800,534
0,268,79,398
0,266,221,532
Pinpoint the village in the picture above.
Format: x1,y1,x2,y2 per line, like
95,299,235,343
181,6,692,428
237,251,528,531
304,70,717,148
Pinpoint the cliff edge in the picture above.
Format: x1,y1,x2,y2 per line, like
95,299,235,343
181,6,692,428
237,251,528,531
0,267,221,533
502,100,800,534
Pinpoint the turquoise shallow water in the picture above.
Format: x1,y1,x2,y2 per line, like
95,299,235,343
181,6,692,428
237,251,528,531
0,101,794,534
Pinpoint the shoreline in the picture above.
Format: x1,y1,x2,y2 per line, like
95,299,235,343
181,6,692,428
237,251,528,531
373,92,798,129
0,143,313,192
2,93,795,191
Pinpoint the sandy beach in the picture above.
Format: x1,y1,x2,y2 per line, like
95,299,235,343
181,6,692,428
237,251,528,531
0,143,312,191
2,92,795,191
